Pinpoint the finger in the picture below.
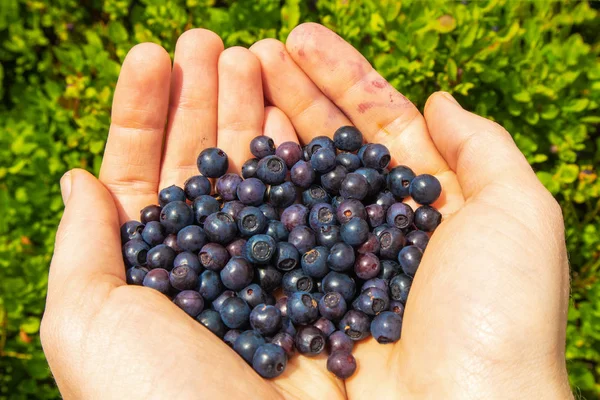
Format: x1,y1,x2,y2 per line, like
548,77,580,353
250,39,351,145
424,92,541,199
263,106,298,145
160,29,223,188
48,169,124,305
285,24,451,175
100,43,171,222
217,47,264,173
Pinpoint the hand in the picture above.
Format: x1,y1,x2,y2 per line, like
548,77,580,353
249,23,573,399
41,29,339,399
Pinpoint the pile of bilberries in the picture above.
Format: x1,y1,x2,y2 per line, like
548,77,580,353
121,126,442,380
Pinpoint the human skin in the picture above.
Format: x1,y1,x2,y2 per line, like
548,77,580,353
41,24,573,400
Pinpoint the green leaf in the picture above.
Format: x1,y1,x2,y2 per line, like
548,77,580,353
20,316,41,334
556,164,580,184
562,98,589,113
513,91,531,103
447,58,457,81
541,104,559,120
536,171,560,194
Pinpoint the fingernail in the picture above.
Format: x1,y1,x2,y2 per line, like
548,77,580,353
60,171,72,205
440,91,461,107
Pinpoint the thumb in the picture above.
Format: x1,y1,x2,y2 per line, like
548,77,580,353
48,169,125,303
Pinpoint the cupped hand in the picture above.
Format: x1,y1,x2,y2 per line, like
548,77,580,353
42,29,341,400
248,23,573,399
41,23,574,400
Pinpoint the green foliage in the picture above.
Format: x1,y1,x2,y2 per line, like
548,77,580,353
0,0,598,398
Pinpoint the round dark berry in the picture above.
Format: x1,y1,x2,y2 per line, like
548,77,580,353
220,297,251,329
354,252,381,280
405,230,429,250
316,225,341,249
198,270,224,301
271,332,295,358
318,292,347,321
244,234,276,264
414,205,442,232
146,244,176,270
333,126,363,151
196,309,226,338
371,311,402,343
173,290,204,317
339,310,371,341
126,266,148,286
398,245,423,276
250,304,282,336
389,273,412,303
220,257,254,291
328,330,354,354
238,284,268,309
184,175,211,201
203,212,238,244
268,181,297,208
322,272,356,302
140,205,162,225
354,287,389,316
378,259,401,280
340,173,368,200
327,352,357,379
360,143,390,170
265,220,289,242
159,185,186,207
234,330,265,364
311,147,337,173
212,290,236,313
192,195,220,225
295,325,326,356
123,239,150,267
366,204,385,228
260,203,279,222
280,204,309,231
356,233,381,255
121,221,144,244
340,217,370,247
274,242,300,272
306,136,336,158
160,201,194,234
327,242,355,272
387,166,416,198
378,227,406,260
221,200,245,221
409,174,442,205
336,152,361,172
301,246,330,278
355,167,385,198
256,155,287,185
252,343,287,379
287,292,319,325
226,238,246,257
142,221,166,246
169,265,199,291
362,278,389,293
336,199,367,224
389,300,405,317
199,242,230,271
176,225,207,253
142,268,171,295
302,185,330,208
216,173,243,201
309,203,337,231
290,160,316,188
197,147,229,178
375,191,396,212
250,136,276,159
242,158,259,179
320,165,347,195
236,178,267,206
314,317,336,337
288,225,316,254
386,202,414,230
163,234,183,253
282,269,314,295
237,206,267,237
276,141,303,168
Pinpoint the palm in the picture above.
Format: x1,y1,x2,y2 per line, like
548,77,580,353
44,24,570,400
